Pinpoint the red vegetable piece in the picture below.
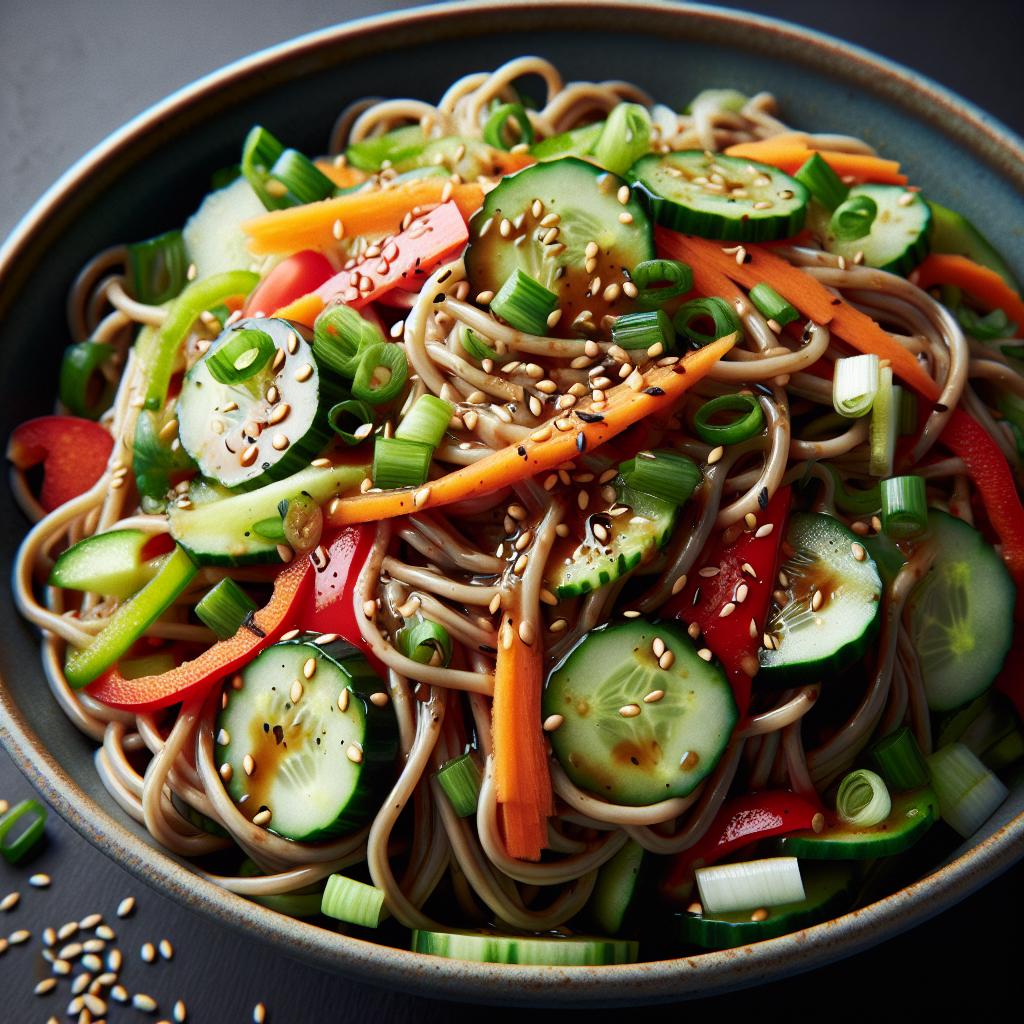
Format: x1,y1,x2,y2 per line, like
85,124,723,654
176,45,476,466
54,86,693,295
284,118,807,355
243,250,333,317
8,416,114,512
664,486,792,717
661,790,822,903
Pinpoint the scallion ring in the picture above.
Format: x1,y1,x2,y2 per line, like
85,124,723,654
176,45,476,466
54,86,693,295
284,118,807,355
351,343,409,405
205,328,275,385
829,194,878,242
610,309,675,351
880,475,927,540
313,303,384,379
397,617,453,668
126,229,189,305
59,341,116,420
748,283,799,327
629,259,693,307
673,297,743,348
483,103,534,151
835,769,891,828
395,394,453,449
460,327,499,363
693,394,765,446
327,399,376,446
194,578,258,640
372,436,433,489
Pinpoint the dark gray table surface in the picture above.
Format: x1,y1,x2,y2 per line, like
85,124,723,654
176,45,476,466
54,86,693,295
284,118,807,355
2,1,1022,1019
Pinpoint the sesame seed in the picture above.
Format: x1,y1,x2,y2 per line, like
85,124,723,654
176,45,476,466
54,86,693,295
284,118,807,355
59,941,82,959
517,620,536,646
218,762,233,782
133,993,158,1013
294,363,313,383
141,942,156,963
243,754,256,777
254,1004,268,1024
111,984,129,1002
671,574,688,595
252,809,272,827
697,648,713,662
8,929,31,945
618,211,633,224
82,952,103,971
174,1000,188,1023
513,553,529,574
811,589,824,611
475,290,495,305
107,949,122,972
622,609,641,618
35,978,58,996
0,892,19,911
652,636,666,658
289,679,304,704
707,445,724,465
754,523,774,538
369,691,390,707
750,908,769,923
871,515,883,533
543,714,564,732
659,650,675,670
117,897,136,919
338,689,350,712
549,618,568,634
82,938,105,953
736,583,749,603
852,542,867,561
414,487,431,508
619,704,641,718
744,512,758,530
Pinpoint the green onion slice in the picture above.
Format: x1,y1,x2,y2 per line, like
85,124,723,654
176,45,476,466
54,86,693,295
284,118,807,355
283,493,324,554
611,309,675,352
673,297,743,348
896,385,917,435
793,152,849,212
313,303,385,379
869,365,897,477
241,125,287,209
695,857,805,914
194,578,258,640
268,148,336,207
205,328,276,385
327,400,376,446
59,341,116,420
321,873,385,928
629,259,693,308
618,449,700,508
372,436,433,489
836,769,892,827
833,354,880,418
869,726,930,791
880,475,927,540
483,103,534,151
436,753,482,817
927,742,1008,838
693,394,765,446
490,269,558,336
459,327,499,363
0,799,47,866
127,229,189,305
251,515,287,542
829,194,878,242
825,467,881,516
748,283,799,327
396,395,453,449
351,343,409,405
592,102,652,176
345,125,426,172
397,617,453,668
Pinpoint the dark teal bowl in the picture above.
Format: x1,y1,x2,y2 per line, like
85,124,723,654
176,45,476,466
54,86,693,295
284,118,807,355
1,0,1022,1005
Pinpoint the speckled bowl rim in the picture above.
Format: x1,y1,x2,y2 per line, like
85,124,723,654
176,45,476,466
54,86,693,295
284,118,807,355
1,0,1023,1006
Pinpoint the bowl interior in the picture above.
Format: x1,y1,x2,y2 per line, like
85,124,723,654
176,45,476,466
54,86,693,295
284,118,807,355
1,0,1022,1005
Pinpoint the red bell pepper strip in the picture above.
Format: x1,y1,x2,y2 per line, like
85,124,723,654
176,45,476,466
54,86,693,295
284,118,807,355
664,487,792,716
243,250,334,317
661,790,823,903
87,553,313,711
299,524,383,675
8,416,114,512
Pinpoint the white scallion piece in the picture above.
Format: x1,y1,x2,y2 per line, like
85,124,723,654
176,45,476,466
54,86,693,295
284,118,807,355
927,742,1009,838
695,856,805,914
833,353,880,418
836,769,891,827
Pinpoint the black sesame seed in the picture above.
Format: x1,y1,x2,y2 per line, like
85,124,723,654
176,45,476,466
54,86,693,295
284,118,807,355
642,386,665,396
576,411,604,423
576,432,587,452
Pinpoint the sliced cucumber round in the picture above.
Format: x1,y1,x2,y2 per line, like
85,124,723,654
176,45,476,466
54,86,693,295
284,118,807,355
543,619,738,806
809,183,931,275
464,157,654,333
906,511,1015,711
777,788,937,860
669,861,857,950
178,317,346,491
546,484,677,599
216,636,396,841
411,929,639,966
759,513,882,685
627,151,808,242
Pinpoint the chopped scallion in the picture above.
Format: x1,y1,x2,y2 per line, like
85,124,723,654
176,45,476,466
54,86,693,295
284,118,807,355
459,326,499,363
59,341,116,420
927,742,1008,838
869,365,897,476
835,768,891,827
829,194,878,242
748,283,798,327
957,305,1018,341
395,395,453,449
490,269,558,336
880,476,927,540
127,229,189,305
241,125,286,210
673,297,743,348
592,102,652,176
397,617,453,668
372,436,433,489
618,449,700,508
194,578,258,639
345,125,426,173
483,103,534,151
793,152,849,212
267,148,337,207
205,328,276,385
629,258,693,308
833,354,880,418
313,303,384,379
351,343,409,405
0,799,47,865
320,873,385,928
327,399,376,446
436,753,482,817
869,726,930,791
610,309,675,351
693,394,765,447
695,857,805,914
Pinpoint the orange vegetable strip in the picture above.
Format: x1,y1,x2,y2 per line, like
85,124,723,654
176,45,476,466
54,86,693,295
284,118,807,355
912,253,1024,329
313,161,368,189
272,292,326,328
724,136,907,185
242,180,485,256
325,333,737,527
494,610,551,861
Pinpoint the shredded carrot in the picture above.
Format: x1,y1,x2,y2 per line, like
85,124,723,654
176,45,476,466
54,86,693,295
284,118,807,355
272,292,325,328
326,332,737,527
912,253,1024,329
314,161,368,190
494,610,551,861
243,180,485,256
724,134,907,185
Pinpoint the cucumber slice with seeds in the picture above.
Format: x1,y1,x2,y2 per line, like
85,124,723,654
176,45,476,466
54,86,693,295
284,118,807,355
759,513,882,685
543,619,737,806
178,317,347,491
464,157,654,333
627,151,808,242
216,636,397,840
809,183,931,275
411,930,639,966
906,511,1015,711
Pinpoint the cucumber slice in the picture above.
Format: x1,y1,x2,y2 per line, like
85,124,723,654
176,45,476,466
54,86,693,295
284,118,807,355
48,529,165,599
777,788,937,859
591,839,645,936
669,861,856,950
546,484,677,598
809,184,931,275
543,619,738,806
463,157,654,333
928,201,1019,290
178,317,346,491
182,176,266,280
759,513,882,685
627,151,808,242
906,511,1015,711
217,636,397,841
411,930,639,966
169,462,366,566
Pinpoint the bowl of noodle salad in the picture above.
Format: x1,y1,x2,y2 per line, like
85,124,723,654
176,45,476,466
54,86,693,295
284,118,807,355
1,0,1023,1004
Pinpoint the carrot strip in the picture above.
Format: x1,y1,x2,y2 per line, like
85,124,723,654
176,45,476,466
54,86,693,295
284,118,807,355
494,611,551,861
314,161,368,190
325,332,737,526
724,135,907,185
243,180,485,256
272,292,325,328
912,253,1024,328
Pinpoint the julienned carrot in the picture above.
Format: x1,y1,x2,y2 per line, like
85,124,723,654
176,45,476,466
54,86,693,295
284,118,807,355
243,180,485,256
724,135,907,185
912,253,1024,328
494,611,551,861
272,293,325,328
314,161,368,190
326,333,737,527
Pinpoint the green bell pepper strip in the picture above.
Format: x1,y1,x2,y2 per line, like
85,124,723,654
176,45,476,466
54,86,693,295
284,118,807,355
65,544,198,688
139,270,260,411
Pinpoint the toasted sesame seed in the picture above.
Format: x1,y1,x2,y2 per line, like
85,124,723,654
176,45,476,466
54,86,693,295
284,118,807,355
254,1004,267,1024
8,929,31,945
338,689,351,712
754,523,774,538
697,648,713,662
0,892,19,911
369,691,390,708
811,589,824,611
619,704,642,718
346,744,364,765
218,762,233,783
518,620,537,646
543,714,565,732
414,487,431,508
750,908,769,923
117,898,136,919
82,952,103,972
82,938,105,953
141,942,156,963
623,609,641,618
133,993,158,1013
107,949,122,972
744,512,758,530
707,445,724,465
871,515,883,533
111,984,129,1003
618,211,633,224
59,941,82,959
548,618,568,634
252,809,272,827
173,1000,188,1023
53,959,71,975
852,542,867,561
652,636,666,658
35,978,58,996
671,574,688,595
735,583,749,603
243,754,256,776
73,973,94,995
513,553,529,575
643,689,666,705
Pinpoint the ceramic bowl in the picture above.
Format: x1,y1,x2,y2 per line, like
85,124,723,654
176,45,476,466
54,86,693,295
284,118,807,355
1,0,1022,1005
